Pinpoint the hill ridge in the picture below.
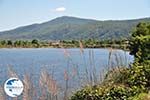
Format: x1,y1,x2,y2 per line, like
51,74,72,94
0,16,150,40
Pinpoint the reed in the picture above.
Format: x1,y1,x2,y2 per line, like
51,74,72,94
63,69,69,100
23,74,35,100
7,66,18,78
39,69,58,100
0,86,5,100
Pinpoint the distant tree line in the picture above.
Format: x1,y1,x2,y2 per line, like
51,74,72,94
60,39,129,49
0,39,129,49
0,39,40,48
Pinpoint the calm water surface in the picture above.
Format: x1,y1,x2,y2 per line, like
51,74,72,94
0,48,133,87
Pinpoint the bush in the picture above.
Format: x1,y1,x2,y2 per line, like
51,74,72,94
104,67,130,84
129,92,150,100
70,86,103,100
70,84,137,100
127,63,150,90
70,65,150,100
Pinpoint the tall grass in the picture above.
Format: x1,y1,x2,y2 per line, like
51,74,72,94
39,69,58,100
0,86,5,100
23,74,35,100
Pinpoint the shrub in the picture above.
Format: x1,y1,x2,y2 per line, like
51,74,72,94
104,67,130,85
127,63,150,90
129,92,150,100
70,84,137,100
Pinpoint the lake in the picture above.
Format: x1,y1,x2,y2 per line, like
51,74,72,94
0,48,133,98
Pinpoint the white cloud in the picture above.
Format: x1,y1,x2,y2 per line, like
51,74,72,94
54,7,66,12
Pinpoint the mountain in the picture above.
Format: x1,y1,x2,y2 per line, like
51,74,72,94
0,16,150,40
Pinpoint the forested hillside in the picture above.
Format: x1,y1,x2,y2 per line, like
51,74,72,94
0,16,150,40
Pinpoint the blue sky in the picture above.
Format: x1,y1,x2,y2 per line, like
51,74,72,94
0,0,150,31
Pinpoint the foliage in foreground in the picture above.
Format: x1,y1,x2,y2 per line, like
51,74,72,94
70,63,150,100
129,93,150,100
71,84,136,100
70,22,150,100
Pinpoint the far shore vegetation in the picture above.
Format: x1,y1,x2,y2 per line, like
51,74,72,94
0,39,129,50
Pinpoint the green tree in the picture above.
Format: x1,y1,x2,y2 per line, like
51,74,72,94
7,40,13,45
32,39,39,44
14,40,22,47
127,22,150,91
31,39,40,47
0,40,6,45
129,22,150,63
